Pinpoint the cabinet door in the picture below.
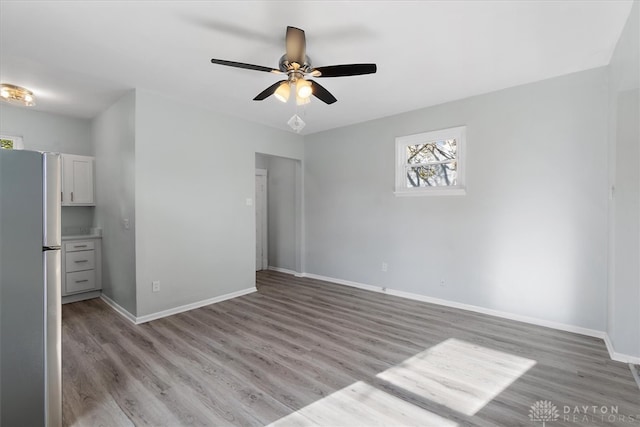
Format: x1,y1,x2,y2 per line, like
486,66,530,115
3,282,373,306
62,154,94,205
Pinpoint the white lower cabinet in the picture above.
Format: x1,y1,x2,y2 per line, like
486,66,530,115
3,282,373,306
62,237,102,303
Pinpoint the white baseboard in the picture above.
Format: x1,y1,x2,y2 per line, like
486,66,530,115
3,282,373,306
299,272,640,364
136,287,257,324
101,287,257,325
301,272,604,337
63,290,101,304
267,266,299,276
630,363,640,391
604,334,640,364
101,294,137,324
101,269,639,365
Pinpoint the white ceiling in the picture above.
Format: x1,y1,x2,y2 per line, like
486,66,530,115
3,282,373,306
0,1,633,135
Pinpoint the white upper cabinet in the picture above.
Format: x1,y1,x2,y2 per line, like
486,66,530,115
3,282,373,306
61,154,95,206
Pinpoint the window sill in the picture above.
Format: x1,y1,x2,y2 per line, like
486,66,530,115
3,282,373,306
394,187,467,197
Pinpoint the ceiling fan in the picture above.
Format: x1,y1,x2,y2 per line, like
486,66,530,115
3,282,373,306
210,26,376,105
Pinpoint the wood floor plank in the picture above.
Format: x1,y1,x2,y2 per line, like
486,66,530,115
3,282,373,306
62,270,640,426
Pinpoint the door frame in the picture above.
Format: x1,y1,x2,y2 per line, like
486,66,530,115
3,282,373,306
255,169,268,270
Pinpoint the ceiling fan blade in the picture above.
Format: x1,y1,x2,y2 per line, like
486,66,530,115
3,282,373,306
253,80,287,101
286,26,306,66
310,80,337,104
211,58,281,74
312,63,377,77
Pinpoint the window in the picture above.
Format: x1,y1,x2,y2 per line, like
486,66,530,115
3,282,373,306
395,126,466,196
0,135,23,150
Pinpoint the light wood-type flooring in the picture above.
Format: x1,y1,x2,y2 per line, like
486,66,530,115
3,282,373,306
62,270,640,426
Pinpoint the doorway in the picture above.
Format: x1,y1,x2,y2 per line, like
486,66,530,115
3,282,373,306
255,153,303,274
255,169,268,271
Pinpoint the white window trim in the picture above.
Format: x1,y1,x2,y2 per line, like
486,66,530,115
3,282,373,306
394,126,467,196
0,134,24,150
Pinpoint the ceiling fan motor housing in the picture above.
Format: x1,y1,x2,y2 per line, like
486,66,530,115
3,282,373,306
279,54,313,74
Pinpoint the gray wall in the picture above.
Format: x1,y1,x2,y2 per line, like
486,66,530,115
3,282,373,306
0,104,92,155
305,67,609,332
255,154,268,170
0,104,95,230
607,1,639,357
134,90,303,317
255,153,299,272
92,91,137,315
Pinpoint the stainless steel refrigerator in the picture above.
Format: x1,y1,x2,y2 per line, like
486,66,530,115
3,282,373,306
0,149,62,427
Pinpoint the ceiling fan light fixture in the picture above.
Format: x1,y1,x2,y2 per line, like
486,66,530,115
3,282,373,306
296,79,312,99
274,81,290,103
296,94,310,106
0,83,36,107
210,26,376,106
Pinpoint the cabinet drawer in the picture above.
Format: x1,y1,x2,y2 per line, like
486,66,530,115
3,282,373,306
65,241,95,252
65,250,95,272
66,270,96,294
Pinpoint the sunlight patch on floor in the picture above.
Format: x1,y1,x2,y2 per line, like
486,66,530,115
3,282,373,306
267,381,458,427
376,338,536,416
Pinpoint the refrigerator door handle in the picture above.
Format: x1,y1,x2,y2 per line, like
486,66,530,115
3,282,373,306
44,249,62,427
43,153,61,249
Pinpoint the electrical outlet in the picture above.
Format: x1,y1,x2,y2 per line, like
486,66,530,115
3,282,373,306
152,280,160,292
123,218,130,229
381,262,388,272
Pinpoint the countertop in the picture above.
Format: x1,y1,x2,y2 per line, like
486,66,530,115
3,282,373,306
61,234,102,241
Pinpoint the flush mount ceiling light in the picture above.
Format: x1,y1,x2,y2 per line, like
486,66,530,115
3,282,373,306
0,84,36,107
